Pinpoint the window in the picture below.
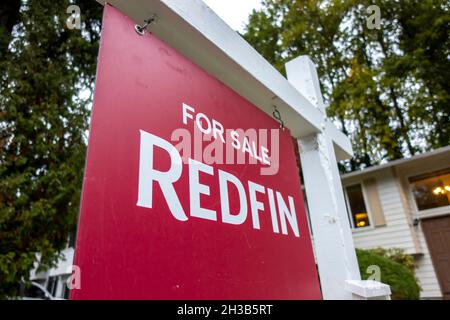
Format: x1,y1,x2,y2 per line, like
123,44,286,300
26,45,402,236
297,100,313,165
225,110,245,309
46,276,58,296
345,184,371,229
409,168,450,211
68,231,76,248
61,275,71,300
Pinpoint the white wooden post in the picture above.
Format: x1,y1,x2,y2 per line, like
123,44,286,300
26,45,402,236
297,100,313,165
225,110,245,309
286,56,390,300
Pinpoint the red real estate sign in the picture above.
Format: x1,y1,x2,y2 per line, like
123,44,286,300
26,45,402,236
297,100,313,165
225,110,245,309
71,5,321,299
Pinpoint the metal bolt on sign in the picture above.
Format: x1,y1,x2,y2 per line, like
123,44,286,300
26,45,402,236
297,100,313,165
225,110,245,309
135,14,158,36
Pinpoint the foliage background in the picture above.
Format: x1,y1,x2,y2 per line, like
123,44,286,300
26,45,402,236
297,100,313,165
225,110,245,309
357,248,421,300
243,0,449,171
0,0,102,298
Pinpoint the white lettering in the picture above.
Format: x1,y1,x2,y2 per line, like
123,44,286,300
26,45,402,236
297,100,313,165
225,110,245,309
219,170,247,225
182,103,195,125
137,130,188,221
189,158,216,221
277,192,299,237
248,181,265,230
137,129,299,237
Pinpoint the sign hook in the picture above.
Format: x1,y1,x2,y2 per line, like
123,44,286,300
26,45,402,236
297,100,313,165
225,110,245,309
272,105,285,130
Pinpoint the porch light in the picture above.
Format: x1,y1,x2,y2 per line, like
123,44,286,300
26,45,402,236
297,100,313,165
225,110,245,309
433,185,450,195
355,213,369,227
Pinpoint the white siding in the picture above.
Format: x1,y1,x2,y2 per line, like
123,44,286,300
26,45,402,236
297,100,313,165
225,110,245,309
349,169,417,254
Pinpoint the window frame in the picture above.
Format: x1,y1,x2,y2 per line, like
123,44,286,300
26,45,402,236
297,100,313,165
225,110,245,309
406,166,450,220
344,182,374,231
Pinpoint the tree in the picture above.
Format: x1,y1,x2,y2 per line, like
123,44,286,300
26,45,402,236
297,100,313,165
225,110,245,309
391,0,450,150
0,0,102,297
243,0,450,171
0,0,21,58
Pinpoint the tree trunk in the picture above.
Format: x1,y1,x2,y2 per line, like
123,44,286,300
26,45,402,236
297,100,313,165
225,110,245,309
377,34,416,156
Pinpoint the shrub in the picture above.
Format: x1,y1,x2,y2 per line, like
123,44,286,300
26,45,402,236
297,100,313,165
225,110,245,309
369,247,416,274
356,248,421,300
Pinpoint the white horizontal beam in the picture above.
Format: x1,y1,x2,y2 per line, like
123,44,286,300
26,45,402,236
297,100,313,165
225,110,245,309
326,122,354,160
95,0,352,159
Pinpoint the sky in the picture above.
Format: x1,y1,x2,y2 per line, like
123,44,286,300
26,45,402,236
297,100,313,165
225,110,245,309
202,0,263,32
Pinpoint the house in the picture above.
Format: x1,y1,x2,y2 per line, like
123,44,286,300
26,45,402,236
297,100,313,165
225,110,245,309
27,247,74,299
341,146,450,299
